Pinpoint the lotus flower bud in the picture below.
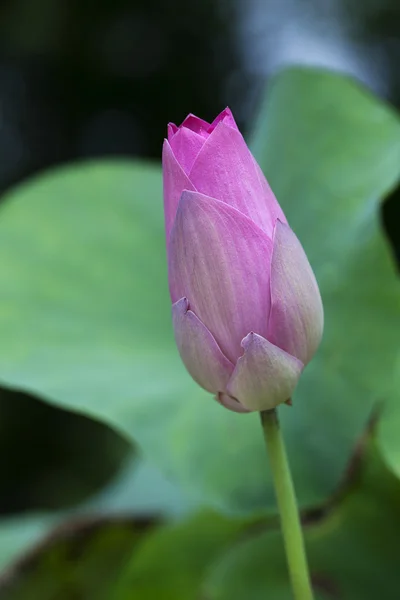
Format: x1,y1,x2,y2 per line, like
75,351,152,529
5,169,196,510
162,108,323,412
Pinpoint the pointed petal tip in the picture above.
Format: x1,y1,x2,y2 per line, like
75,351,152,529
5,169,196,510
209,107,238,132
167,123,178,140
175,296,189,313
180,113,211,136
179,188,202,206
171,189,201,225
188,121,276,235
241,331,255,350
167,126,206,175
216,392,250,414
227,333,303,412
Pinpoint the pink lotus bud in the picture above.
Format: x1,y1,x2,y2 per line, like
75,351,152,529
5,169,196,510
163,108,323,412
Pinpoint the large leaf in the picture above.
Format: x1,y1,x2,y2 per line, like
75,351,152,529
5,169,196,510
0,455,193,574
0,386,130,512
114,512,249,600
0,68,399,515
0,516,156,600
0,516,58,574
376,359,400,478
0,161,270,513
0,511,250,600
5,444,399,600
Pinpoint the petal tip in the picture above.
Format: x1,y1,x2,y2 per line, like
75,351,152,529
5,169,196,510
173,296,189,314
167,123,178,140
216,392,250,414
209,107,238,132
227,334,303,412
162,137,171,151
180,113,211,135
241,331,255,349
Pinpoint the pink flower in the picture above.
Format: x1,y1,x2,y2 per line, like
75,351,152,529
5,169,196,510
163,108,323,412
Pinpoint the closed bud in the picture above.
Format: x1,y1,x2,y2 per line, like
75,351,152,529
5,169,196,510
163,108,323,412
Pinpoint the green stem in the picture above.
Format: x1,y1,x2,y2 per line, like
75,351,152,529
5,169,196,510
260,409,314,600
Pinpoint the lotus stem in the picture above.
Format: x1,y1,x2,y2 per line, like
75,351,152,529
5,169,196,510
260,408,314,600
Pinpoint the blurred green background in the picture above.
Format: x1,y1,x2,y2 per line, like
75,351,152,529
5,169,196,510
0,1,399,598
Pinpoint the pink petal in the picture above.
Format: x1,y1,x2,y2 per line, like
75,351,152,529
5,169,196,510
180,114,211,137
216,392,250,413
227,332,304,412
172,298,234,393
162,140,196,244
209,107,239,132
168,191,273,363
268,221,324,365
167,123,178,141
168,127,206,175
189,122,274,235
252,157,288,228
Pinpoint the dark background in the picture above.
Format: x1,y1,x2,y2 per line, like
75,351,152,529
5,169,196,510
0,0,399,515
